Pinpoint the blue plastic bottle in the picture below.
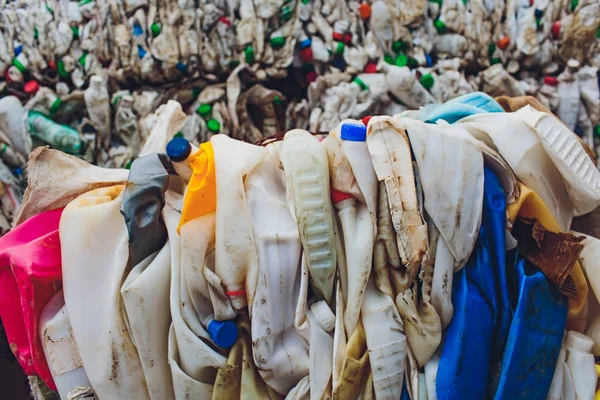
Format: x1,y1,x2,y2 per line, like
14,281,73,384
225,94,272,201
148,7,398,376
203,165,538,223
493,252,568,399
436,167,512,399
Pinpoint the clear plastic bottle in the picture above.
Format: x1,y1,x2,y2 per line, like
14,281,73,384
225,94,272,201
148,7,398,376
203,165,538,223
27,111,82,154
84,75,111,149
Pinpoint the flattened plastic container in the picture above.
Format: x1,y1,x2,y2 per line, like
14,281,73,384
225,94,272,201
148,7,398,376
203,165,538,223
493,253,568,399
419,92,505,124
436,167,511,399
0,207,64,390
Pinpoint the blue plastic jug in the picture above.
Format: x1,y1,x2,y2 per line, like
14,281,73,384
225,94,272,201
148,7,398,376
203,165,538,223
493,251,568,400
419,92,505,124
436,166,512,399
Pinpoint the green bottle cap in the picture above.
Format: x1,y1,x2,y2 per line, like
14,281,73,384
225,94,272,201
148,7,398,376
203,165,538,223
12,58,27,73
57,59,69,77
273,95,283,105
335,41,345,55
595,125,600,137
434,19,447,34
301,0,310,3
280,6,292,21
174,132,183,138
207,119,221,133
71,26,79,39
78,52,87,67
46,4,54,14
192,87,200,99
392,40,406,53
0,143,7,155
197,103,212,117
488,43,496,57
229,59,240,69
428,0,442,4
535,16,542,29
125,160,133,169
395,53,408,67
490,57,502,65
384,54,394,64
570,0,578,10
407,57,418,68
151,23,161,38
245,46,255,64
353,77,368,91
420,73,434,89
50,98,62,114
34,28,39,39
78,0,93,5
270,36,286,49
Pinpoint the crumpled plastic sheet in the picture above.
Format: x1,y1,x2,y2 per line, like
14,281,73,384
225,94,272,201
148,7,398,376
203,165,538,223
0,0,598,228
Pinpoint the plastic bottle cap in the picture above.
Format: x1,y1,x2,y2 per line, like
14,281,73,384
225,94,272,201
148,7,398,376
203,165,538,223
395,53,408,67
14,45,23,57
78,52,88,67
245,46,255,64
534,9,544,18
535,16,542,30
359,3,371,19
12,59,26,73
219,16,231,26
0,143,7,155
420,73,434,89
429,0,443,4
133,24,143,36
138,45,147,59
197,103,212,117
407,57,418,69
300,47,314,63
176,62,187,73
150,23,161,37
362,115,372,126
299,38,312,49
341,123,367,141
306,71,318,83
310,301,336,333
166,137,192,162
24,80,40,94
331,57,346,70
332,32,344,42
543,76,559,86
207,319,239,348
364,63,377,73
488,43,496,56
207,119,221,133
434,19,447,34
273,95,283,105
301,0,310,4
280,5,293,21
71,26,79,39
567,59,580,69
490,57,502,65
335,41,345,55
49,98,62,114
595,125,600,137
270,36,286,48
174,132,183,138
498,37,510,50
392,40,407,53
552,21,561,39
384,54,394,64
425,54,433,67
48,60,57,70
78,0,94,6
566,331,593,352
352,77,368,90
343,33,352,44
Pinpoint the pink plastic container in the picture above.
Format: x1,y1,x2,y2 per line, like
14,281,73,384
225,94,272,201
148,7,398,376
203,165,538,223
0,207,64,390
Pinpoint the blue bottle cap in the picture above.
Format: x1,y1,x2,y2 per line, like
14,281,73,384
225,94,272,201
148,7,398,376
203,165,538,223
341,123,367,141
207,319,238,348
331,57,346,70
14,45,22,57
299,38,312,49
166,137,191,162
14,167,22,176
137,45,146,59
425,53,433,67
534,8,543,18
133,24,143,37
176,62,187,73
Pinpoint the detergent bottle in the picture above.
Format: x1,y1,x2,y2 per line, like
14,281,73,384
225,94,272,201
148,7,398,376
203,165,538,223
39,290,94,399
361,279,406,400
0,207,64,390
281,129,337,304
60,185,149,399
565,331,597,400
246,141,309,394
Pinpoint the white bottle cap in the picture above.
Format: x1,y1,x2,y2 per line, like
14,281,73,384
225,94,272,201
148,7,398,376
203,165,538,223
565,331,593,352
310,301,335,333
567,59,580,70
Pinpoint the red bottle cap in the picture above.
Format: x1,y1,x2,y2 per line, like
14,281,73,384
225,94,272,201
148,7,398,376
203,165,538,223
359,3,371,19
306,71,318,83
362,115,372,126
23,80,40,94
48,60,57,70
300,47,314,63
498,37,510,50
363,63,377,73
219,16,231,26
343,33,352,44
331,188,354,204
543,76,559,86
332,32,344,42
552,21,560,39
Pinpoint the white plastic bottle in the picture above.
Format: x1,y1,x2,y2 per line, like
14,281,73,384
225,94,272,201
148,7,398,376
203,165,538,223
84,75,111,149
281,129,337,304
361,279,406,400
39,290,94,400
565,331,596,400
382,64,438,109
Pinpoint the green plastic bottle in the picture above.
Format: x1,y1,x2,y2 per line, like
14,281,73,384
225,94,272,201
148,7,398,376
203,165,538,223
28,111,82,154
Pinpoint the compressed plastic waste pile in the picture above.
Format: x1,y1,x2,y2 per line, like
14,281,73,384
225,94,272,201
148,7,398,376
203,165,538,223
1,92,600,399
